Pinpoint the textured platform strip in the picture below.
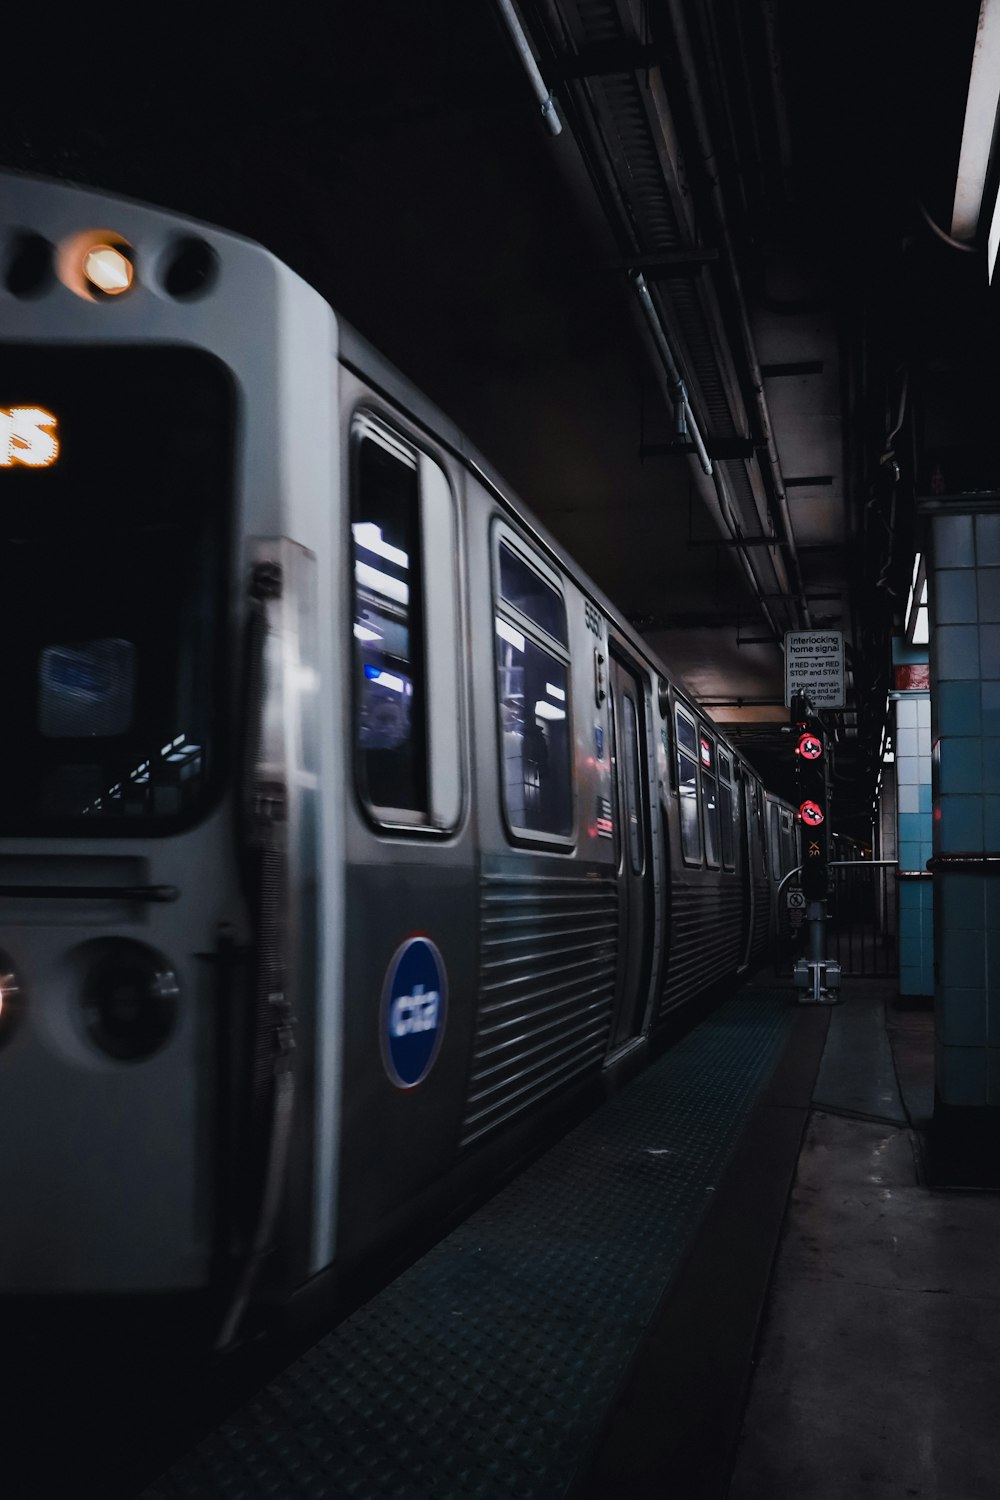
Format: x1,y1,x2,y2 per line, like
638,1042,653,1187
144,986,794,1500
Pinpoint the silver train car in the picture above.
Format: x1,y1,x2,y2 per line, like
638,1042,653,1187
0,171,800,1332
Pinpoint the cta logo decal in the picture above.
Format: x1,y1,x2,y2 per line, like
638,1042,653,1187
381,936,448,1088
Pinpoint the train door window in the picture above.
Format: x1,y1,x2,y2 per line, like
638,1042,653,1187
780,809,798,875
768,801,781,875
700,731,719,868
351,413,462,831
718,750,735,869
493,527,572,841
622,693,644,875
755,782,768,876
675,707,702,864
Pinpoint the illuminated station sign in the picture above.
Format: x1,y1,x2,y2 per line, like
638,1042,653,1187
0,407,59,467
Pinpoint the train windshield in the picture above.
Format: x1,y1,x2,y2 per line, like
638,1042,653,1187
0,345,234,834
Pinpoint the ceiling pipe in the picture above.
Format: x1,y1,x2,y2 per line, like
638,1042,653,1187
631,270,713,475
505,0,784,645
626,272,784,644
663,0,812,630
632,300,791,645
494,0,563,135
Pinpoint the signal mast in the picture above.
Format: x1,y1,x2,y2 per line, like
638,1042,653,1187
790,690,841,1004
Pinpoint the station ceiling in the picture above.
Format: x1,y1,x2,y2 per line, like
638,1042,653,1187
2,1,997,830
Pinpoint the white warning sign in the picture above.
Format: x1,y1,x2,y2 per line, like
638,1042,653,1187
784,631,845,709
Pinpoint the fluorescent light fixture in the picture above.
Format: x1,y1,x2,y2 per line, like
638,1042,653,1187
545,682,566,701
952,0,1000,242
365,667,405,693
905,554,929,646
355,559,409,606
534,700,566,721
353,623,382,643
905,553,922,619
496,618,525,652
990,186,1000,282
352,522,409,569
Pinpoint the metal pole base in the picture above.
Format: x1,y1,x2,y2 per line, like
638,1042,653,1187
793,956,843,1005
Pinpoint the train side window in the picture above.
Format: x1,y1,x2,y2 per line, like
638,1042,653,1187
718,750,735,869
498,542,568,646
700,732,719,868
493,528,573,841
351,414,462,830
675,707,702,864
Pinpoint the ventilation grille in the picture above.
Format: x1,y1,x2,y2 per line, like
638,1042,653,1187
658,878,744,1018
461,871,618,1146
751,871,772,959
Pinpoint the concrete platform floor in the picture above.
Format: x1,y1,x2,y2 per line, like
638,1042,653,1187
729,981,1000,1500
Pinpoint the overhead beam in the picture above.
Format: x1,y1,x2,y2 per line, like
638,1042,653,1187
551,41,659,80
641,436,755,460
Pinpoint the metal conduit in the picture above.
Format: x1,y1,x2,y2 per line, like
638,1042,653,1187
664,0,812,629
631,271,713,475
628,274,784,643
494,0,563,135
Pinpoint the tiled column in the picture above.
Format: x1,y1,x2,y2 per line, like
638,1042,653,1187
925,503,1000,1110
894,690,933,998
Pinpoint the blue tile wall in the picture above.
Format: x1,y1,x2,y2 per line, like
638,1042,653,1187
933,624,979,680
936,1043,987,1105
937,680,981,735
934,569,977,622
933,513,975,567
929,503,1000,1106
977,513,1000,565
895,691,933,995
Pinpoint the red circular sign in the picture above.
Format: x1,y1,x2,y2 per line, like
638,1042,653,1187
798,733,822,760
799,800,825,826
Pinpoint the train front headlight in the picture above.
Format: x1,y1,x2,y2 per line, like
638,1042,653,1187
82,941,179,1062
81,243,134,296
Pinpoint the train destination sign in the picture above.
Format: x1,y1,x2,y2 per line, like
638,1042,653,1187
783,630,845,709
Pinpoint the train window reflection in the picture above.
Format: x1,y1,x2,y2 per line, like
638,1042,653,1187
352,420,427,815
702,770,719,867
675,708,702,864
675,712,697,756
623,694,643,875
0,344,231,834
39,638,136,738
495,619,571,836
498,543,568,646
717,750,734,869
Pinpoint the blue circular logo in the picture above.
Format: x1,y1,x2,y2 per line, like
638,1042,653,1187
380,936,448,1089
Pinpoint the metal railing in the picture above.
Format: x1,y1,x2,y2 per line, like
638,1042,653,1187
777,859,899,978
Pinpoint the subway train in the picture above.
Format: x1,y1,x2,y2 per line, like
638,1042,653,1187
0,170,800,1341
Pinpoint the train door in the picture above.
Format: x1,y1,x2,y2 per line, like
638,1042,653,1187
337,400,477,1264
738,775,756,970
607,648,654,1051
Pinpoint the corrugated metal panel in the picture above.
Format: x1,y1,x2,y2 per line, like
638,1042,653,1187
462,871,617,1145
751,872,772,962
657,878,743,1017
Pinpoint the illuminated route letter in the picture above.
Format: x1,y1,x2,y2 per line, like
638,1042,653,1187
0,407,59,467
